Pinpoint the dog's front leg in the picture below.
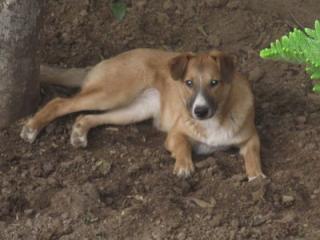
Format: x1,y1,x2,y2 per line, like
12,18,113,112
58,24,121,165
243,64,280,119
239,132,266,181
165,131,194,177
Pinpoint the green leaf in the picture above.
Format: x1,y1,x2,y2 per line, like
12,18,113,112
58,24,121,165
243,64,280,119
260,19,320,93
313,83,320,93
305,28,316,38
310,69,320,80
111,2,127,21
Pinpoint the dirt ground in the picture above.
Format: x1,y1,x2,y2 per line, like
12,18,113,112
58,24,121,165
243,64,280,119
1,0,320,239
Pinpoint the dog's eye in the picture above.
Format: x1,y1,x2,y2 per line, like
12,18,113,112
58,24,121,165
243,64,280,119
210,79,219,87
185,80,193,88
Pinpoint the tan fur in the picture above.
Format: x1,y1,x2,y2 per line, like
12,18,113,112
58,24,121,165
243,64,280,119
21,48,265,180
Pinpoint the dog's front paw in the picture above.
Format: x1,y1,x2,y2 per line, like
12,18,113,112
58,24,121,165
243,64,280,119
248,173,267,182
70,123,88,148
20,125,39,143
173,160,195,178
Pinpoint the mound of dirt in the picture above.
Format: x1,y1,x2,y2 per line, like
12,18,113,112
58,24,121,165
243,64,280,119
1,0,320,239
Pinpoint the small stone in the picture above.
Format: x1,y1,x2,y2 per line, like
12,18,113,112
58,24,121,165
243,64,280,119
109,149,117,155
176,231,186,240
231,174,247,183
47,177,59,187
157,13,170,25
295,115,307,124
281,195,295,206
82,183,100,200
307,93,320,102
26,219,33,227
104,197,113,205
252,215,267,227
45,122,56,134
130,127,139,133
21,170,28,178
163,0,173,10
207,34,221,47
195,157,214,169
51,142,58,149
128,164,140,175
229,230,236,239
151,231,162,240
143,148,152,156
226,0,241,9
211,213,223,227
305,142,316,151
187,197,216,208
251,188,266,202
239,227,246,234
95,159,112,176
279,212,296,223
42,162,55,176
74,155,85,162
24,208,34,217
105,127,119,132
231,219,239,228
261,103,270,109
80,9,88,17
136,0,147,9
205,0,228,8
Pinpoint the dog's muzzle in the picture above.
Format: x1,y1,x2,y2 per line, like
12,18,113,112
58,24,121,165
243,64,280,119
191,92,215,120
194,105,211,119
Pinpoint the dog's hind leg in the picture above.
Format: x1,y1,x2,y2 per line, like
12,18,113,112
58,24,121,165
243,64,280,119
20,86,138,143
70,88,160,147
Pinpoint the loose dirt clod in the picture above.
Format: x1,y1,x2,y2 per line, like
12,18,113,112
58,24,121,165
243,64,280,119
249,67,265,82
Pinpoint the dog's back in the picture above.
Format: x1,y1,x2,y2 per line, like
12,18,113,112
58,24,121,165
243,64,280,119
40,49,178,88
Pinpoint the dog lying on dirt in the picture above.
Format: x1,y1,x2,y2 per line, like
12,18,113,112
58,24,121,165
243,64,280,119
20,48,265,180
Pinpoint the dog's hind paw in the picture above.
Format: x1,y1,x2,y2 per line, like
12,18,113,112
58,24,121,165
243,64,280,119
70,126,88,148
20,125,39,143
248,173,267,182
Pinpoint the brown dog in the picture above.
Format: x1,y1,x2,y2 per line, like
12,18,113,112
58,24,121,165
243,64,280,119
20,48,265,180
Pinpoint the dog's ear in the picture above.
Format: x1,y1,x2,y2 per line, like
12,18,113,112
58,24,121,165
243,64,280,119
210,50,235,82
169,53,193,81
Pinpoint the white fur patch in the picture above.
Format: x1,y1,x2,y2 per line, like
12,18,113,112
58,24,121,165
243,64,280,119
193,142,229,155
248,173,266,182
114,88,161,127
137,88,161,128
136,88,160,117
20,126,39,143
70,124,88,148
192,116,244,152
191,92,208,118
176,168,192,177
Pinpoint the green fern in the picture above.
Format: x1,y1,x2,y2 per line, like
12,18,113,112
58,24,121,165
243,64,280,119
260,20,320,93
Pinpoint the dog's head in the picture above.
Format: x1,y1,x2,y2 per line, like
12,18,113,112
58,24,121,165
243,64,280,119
169,50,235,120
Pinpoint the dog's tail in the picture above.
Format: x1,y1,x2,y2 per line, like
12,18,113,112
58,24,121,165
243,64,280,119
40,65,92,88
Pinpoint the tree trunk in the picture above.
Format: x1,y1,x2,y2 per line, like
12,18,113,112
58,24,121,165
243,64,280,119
0,0,41,128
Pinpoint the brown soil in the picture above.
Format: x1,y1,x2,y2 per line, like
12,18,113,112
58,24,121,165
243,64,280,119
1,0,320,239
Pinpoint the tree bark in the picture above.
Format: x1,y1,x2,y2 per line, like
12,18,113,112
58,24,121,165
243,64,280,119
0,0,41,128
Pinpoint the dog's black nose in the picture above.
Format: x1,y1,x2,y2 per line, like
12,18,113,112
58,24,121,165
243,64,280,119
194,106,209,119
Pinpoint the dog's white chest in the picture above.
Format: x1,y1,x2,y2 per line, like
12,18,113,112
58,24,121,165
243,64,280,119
193,119,237,154
204,120,235,144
